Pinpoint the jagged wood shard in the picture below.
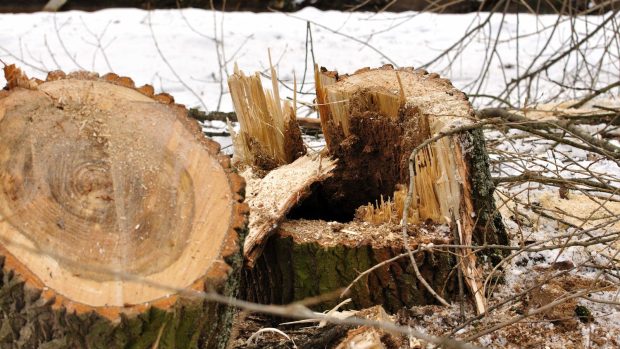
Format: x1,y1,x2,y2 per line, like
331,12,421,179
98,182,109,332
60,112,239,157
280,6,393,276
228,64,305,171
242,154,337,266
0,65,247,348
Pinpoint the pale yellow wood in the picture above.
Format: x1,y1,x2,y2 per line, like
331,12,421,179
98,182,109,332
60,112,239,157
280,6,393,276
242,154,337,265
228,65,303,169
0,80,235,307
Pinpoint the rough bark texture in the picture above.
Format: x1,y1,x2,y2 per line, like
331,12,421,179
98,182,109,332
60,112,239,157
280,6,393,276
0,253,244,349
460,129,509,253
241,220,456,313
0,66,247,348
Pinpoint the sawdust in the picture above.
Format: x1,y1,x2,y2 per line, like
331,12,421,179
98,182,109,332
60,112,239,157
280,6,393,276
242,153,338,264
538,191,620,253
277,219,451,249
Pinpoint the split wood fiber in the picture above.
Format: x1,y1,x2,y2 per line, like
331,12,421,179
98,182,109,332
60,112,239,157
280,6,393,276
228,62,305,171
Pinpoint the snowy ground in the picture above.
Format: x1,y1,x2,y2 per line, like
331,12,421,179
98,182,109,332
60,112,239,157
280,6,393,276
0,8,618,113
1,7,620,348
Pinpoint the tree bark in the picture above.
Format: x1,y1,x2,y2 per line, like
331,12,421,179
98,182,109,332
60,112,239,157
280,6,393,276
241,220,456,313
0,66,247,348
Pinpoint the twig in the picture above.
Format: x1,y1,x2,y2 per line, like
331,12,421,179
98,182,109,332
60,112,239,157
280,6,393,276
53,14,84,70
477,108,620,159
452,212,466,322
568,80,620,109
282,13,397,66
463,277,612,341
147,10,208,112
493,173,619,194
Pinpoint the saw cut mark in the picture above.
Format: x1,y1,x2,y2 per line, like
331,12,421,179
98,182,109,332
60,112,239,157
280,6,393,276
0,79,235,308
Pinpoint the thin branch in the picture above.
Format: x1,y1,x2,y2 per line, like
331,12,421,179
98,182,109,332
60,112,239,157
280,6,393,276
147,10,209,112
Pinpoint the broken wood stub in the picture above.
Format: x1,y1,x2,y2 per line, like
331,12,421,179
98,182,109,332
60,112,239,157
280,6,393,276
240,65,507,315
228,65,305,171
0,66,247,348
311,65,507,249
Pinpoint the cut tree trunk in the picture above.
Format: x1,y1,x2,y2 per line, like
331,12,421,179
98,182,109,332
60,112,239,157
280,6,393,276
0,66,247,348
310,65,506,313
234,65,507,315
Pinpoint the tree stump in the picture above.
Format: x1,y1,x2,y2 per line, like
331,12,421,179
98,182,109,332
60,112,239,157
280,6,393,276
0,66,247,348
241,219,455,313
235,65,507,315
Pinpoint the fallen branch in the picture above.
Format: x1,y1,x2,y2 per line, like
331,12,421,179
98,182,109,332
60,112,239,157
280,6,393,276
493,173,619,194
188,108,322,131
568,80,620,109
477,108,620,159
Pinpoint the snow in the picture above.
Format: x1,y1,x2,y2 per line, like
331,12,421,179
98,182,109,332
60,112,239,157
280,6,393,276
1,8,618,114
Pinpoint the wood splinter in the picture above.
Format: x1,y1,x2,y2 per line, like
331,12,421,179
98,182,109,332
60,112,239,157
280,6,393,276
227,58,305,171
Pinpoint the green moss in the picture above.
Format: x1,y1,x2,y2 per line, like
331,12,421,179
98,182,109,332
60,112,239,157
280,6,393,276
292,243,320,301
460,130,508,252
575,305,594,323
259,238,457,313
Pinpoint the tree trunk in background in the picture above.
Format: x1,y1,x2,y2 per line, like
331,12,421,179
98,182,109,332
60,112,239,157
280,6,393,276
0,66,247,348
0,0,597,14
